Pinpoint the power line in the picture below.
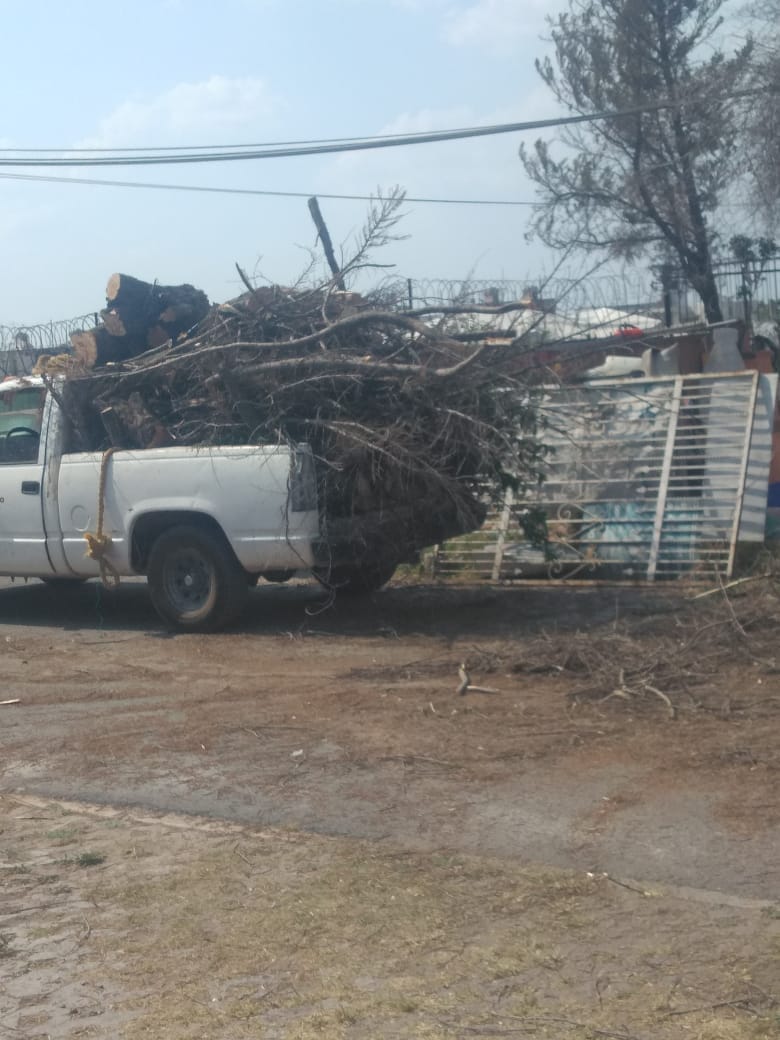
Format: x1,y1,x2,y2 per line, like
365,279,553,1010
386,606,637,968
0,170,536,206
0,124,535,154
2,86,776,162
0,93,772,168
9,86,780,168
0,111,628,167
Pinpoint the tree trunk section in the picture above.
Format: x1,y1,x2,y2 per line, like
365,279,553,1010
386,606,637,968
70,328,135,368
105,273,210,343
69,274,211,368
701,275,724,324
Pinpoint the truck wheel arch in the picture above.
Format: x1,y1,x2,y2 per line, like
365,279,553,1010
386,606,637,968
130,510,238,575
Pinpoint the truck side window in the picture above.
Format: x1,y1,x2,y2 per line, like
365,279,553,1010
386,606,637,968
0,386,45,465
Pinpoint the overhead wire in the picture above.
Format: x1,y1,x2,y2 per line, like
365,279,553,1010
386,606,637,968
0,89,775,167
2,87,776,207
0,123,549,154
0,110,654,167
0,170,536,206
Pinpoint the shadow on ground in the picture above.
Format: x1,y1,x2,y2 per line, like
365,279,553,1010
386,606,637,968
0,576,678,638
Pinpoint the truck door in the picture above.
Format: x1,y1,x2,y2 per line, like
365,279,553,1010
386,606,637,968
0,383,52,575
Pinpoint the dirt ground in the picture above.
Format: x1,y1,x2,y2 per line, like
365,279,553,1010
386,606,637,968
1,574,780,1038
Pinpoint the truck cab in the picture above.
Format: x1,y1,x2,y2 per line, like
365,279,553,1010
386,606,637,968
0,380,51,574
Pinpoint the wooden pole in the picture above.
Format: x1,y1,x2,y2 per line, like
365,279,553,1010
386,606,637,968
308,197,346,291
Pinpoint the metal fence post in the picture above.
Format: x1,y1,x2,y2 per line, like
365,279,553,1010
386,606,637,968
491,487,514,581
646,377,683,581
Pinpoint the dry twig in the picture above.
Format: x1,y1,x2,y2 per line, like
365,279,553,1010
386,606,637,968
456,663,500,696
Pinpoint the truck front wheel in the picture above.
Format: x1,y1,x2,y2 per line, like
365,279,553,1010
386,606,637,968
147,525,248,631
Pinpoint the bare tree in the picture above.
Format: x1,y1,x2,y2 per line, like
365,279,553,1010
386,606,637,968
521,0,753,322
743,0,780,222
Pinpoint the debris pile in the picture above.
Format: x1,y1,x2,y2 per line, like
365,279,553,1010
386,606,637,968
50,271,544,578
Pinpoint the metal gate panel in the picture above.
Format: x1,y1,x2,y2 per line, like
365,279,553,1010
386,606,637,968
433,372,766,584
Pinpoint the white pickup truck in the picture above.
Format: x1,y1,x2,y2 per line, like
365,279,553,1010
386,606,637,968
0,377,320,630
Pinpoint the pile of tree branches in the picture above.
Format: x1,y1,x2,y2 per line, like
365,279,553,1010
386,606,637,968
51,198,546,575
58,282,544,573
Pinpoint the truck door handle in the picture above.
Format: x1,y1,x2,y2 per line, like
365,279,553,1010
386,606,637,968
21,481,40,495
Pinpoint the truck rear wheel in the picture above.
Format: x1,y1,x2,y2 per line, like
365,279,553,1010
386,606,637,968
147,525,248,631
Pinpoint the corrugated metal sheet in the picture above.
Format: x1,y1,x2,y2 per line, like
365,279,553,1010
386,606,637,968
432,372,776,584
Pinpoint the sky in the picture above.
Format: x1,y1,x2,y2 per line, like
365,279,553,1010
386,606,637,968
0,0,568,324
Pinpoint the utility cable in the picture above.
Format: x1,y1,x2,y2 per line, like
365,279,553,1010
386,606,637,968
0,124,548,154
0,91,774,168
0,170,536,206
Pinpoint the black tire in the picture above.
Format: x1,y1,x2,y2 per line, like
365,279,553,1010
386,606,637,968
315,558,397,596
146,525,248,632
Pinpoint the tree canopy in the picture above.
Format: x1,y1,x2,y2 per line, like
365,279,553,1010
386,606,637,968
744,0,780,220
521,0,754,322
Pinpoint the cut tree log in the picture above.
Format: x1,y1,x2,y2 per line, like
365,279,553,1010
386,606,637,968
99,309,129,337
145,324,173,350
71,274,211,369
100,406,130,448
69,327,136,368
106,273,209,343
103,310,175,349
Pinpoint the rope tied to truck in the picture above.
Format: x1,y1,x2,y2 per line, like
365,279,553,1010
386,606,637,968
83,448,121,589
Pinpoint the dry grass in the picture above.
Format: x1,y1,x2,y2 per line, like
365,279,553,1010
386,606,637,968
57,817,776,1040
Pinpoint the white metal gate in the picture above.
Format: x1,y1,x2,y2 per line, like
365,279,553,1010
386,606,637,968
432,372,769,584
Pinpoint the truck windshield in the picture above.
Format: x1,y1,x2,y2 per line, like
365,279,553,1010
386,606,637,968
0,385,45,464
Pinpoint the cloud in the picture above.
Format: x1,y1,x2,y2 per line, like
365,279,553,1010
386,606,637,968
322,0,546,54
78,75,277,148
444,0,549,55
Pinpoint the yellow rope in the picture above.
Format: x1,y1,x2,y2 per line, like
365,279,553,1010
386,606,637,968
83,448,121,589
